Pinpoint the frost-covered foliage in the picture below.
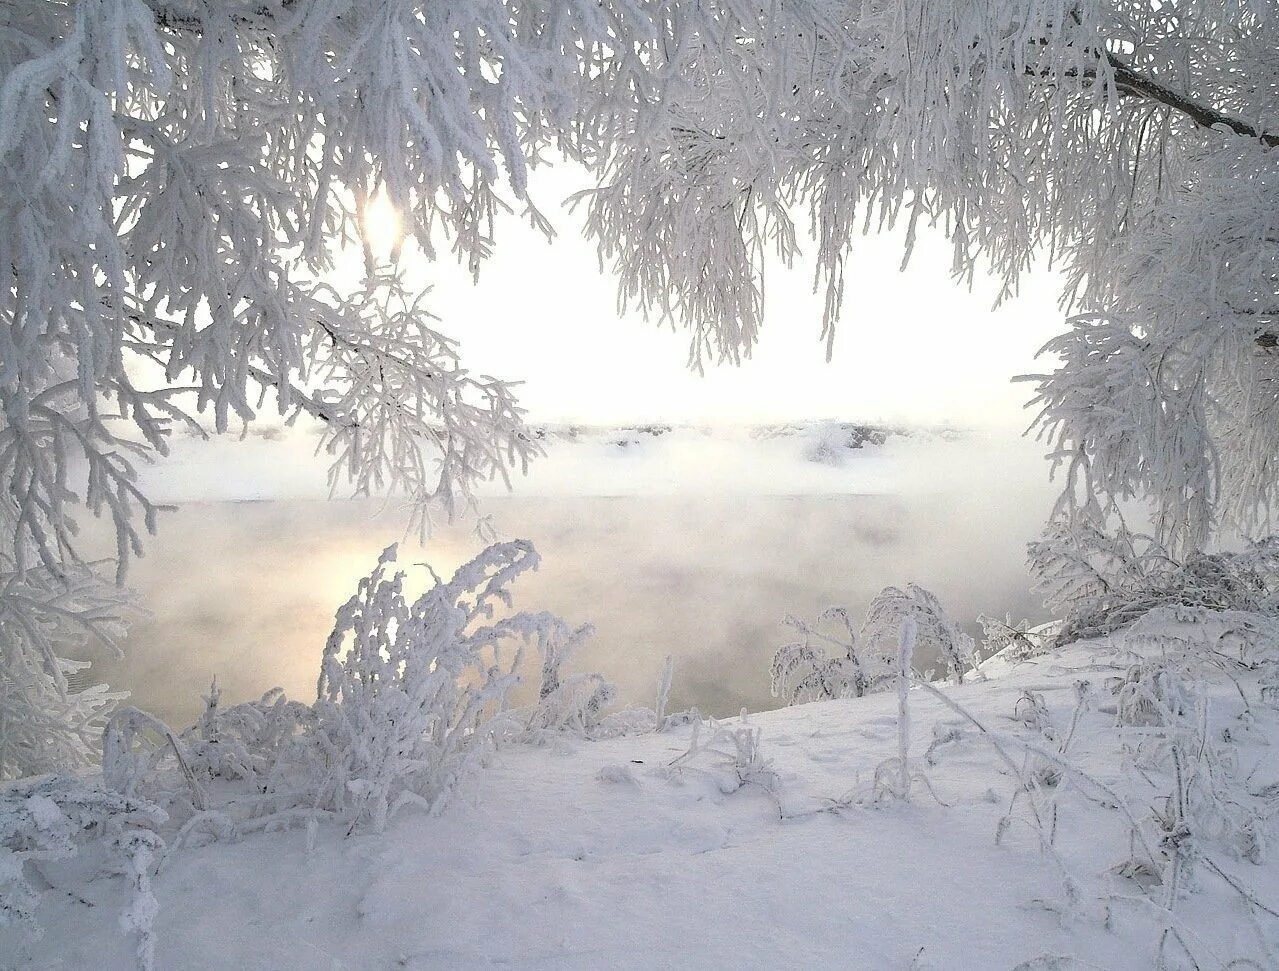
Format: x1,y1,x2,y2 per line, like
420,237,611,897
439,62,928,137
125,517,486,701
181,681,314,787
770,607,888,704
521,619,613,736
9,0,1279,768
1024,139,1279,552
773,585,974,702
0,0,669,573
1104,616,1279,963
97,540,632,842
978,614,1052,664
1029,517,1279,645
662,714,781,801
1,774,164,959
266,541,570,833
0,562,130,780
585,0,1279,549
4,540,625,957
0,0,672,775
510,628,685,740
906,614,1279,967
863,585,976,685
103,706,208,819
86,542,576,840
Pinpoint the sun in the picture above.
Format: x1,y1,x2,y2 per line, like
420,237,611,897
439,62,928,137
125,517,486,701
360,192,404,258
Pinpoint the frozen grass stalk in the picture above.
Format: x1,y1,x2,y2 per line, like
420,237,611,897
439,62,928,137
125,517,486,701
898,617,916,800
656,655,674,730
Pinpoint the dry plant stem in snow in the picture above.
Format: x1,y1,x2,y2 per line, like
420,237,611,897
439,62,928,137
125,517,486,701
896,618,914,800
912,617,1279,968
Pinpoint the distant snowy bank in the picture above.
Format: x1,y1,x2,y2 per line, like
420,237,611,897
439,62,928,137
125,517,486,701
137,421,1005,502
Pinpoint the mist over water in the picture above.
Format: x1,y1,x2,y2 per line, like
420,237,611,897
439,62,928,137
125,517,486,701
94,433,1057,726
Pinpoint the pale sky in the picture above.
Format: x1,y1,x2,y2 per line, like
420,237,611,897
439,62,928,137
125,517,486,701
353,165,1067,430
144,166,1073,502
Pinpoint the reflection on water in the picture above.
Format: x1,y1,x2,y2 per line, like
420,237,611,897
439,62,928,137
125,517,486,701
91,491,1051,727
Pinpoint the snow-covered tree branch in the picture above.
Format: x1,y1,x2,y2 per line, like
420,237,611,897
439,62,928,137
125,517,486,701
581,1,1279,547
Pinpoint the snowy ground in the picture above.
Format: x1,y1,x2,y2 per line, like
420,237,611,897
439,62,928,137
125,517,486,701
8,625,1279,970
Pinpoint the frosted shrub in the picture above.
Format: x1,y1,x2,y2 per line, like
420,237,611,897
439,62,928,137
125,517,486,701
664,717,780,802
1111,660,1194,730
863,586,976,685
1262,663,1279,708
1030,517,1279,646
81,541,620,844
271,541,571,833
721,726,780,797
182,682,314,786
774,587,974,705
523,620,614,736
516,634,685,741
978,614,1051,663
103,707,206,813
771,607,888,703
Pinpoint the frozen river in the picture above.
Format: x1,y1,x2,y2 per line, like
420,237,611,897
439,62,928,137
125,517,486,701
93,448,1054,726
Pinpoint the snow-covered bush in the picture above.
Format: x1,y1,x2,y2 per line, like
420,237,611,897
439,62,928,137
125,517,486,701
102,707,207,818
521,619,614,736
264,541,569,833
774,587,974,703
719,725,780,797
771,606,888,703
1098,644,1272,955
70,540,627,847
1029,516,1279,646
862,585,976,685
514,633,682,740
1110,659,1195,730
978,614,1052,664
663,716,781,802
181,681,314,786
979,613,1276,962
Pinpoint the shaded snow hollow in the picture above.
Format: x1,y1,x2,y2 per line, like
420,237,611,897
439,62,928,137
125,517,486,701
10,633,1279,970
